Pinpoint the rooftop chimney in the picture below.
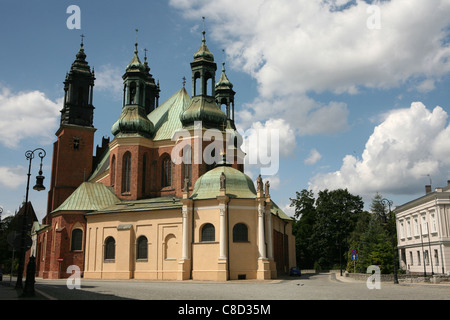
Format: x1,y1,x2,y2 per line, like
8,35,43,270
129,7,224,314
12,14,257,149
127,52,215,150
425,185,432,194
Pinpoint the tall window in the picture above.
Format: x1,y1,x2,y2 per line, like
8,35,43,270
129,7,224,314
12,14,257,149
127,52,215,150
136,236,148,260
201,223,215,242
142,154,147,195
111,155,116,186
71,229,83,251
184,146,192,188
105,237,115,261
162,156,172,188
122,152,131,193
233,223,248,242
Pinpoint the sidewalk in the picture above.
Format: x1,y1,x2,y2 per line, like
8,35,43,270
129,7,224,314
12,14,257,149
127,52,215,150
0,280,48,300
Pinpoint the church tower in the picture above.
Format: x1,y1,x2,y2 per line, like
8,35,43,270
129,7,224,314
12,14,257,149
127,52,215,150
46,39,96,217
180,22,227,130
110,41,155,200
215,58,236,127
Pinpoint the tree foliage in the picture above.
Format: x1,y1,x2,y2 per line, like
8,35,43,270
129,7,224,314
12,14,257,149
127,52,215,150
290,188,364,270
291,189,398,274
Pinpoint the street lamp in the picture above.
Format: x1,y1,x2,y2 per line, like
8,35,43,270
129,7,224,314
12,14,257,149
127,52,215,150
380,198,399,284
15,148,46,297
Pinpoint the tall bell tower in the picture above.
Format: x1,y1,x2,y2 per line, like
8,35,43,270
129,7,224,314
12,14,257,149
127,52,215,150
46,38,96,218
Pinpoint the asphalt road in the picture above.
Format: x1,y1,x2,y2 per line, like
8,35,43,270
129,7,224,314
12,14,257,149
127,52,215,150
32,273,450,301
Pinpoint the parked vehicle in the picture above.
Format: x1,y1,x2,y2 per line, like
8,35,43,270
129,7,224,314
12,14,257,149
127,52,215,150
289,267,301,276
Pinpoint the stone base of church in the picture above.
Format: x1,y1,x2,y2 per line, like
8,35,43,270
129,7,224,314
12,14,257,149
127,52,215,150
257,259,272,280
191,259,228,281
178,259,191,280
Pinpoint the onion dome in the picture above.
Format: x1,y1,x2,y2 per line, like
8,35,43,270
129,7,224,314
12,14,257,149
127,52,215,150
193,31,214,62
111,105,154,137
180,96,227,128
215,62,233,90
190,164,256,200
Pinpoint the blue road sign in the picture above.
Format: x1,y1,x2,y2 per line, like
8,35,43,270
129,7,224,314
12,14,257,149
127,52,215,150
351,254,357,261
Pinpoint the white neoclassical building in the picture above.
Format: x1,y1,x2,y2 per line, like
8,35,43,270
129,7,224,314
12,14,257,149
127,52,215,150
395,182,450,275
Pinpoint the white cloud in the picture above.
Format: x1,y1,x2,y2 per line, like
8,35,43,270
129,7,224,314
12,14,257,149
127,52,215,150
0,87,60,148
239,118,296,176
237,95,349,136
94,64,123,99
0,165,26,189
309,102,450,198
170,0,450,136
171,0,450,95
305,149,322,165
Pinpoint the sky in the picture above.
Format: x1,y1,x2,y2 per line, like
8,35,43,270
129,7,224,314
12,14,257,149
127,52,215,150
1,0,450,222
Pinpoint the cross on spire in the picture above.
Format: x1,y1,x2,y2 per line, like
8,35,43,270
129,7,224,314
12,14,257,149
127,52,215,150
182,76,186,88
80,34,85,46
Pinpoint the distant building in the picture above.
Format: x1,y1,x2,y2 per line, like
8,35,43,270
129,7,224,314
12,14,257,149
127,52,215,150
30,29,296,281
395,182,450,275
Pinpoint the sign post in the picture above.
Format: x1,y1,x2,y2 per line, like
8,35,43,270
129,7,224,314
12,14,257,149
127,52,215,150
57,257,63,278
351,249,357,273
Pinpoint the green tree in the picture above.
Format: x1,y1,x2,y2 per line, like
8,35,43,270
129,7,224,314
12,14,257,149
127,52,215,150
290,189,316,268
346,193,398,274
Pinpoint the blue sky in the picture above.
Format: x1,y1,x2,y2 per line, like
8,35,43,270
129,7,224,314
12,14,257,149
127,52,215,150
1,0,450,222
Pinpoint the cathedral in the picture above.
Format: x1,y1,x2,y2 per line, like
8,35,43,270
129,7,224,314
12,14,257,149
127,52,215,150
29,29,296,281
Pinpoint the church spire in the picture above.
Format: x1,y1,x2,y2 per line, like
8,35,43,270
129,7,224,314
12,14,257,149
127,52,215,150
60,37,95,127
180,18,227,129
215,50,236,124
111,33,155,137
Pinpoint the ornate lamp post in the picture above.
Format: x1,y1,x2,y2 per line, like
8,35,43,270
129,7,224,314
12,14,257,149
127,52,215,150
15,148,46,297
380,198,399,284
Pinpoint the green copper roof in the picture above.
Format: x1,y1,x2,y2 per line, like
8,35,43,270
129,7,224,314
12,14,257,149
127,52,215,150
270,201,293,221
52,182,119,213
190,165,257,200
148,87,191,141
193,31,214,62
215,63,233,89
126,43,145,72
86,196,182,215
111,105,154,137
180,95,227,128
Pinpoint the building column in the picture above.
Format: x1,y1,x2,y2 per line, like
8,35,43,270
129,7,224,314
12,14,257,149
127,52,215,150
181,206,189,260
266,209,274,260
219,205,227,260
258,203,266,259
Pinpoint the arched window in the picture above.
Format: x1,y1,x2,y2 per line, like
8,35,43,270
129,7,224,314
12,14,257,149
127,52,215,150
136,236,148,260
122,152,131,193
71,228,83,251
233,223,248,242
129,82,136,104
162,156,172,188
104,237,115,261
201,223,215,242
